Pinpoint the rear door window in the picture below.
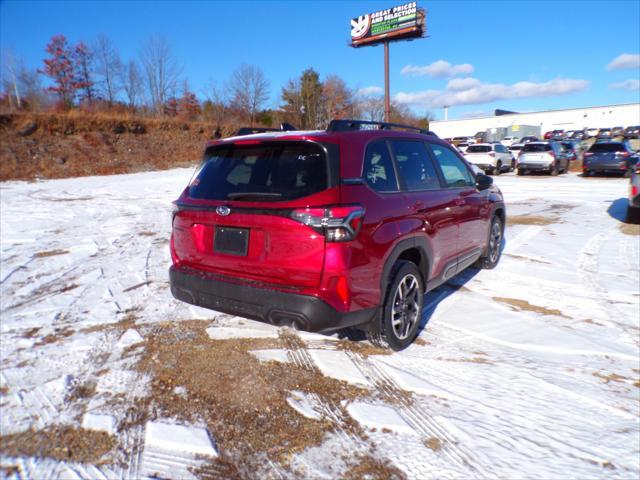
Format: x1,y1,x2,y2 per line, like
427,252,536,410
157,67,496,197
523,143,552,152
363,141,399,192
466,145,492,153
389,140,441,191
588,143,624,153
428,144,475,188
189,142,328,201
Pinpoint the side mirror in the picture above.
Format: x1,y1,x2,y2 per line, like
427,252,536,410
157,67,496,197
476,173,493,191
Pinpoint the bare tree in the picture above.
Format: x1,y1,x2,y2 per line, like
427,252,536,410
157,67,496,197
94,34,122,107
358,95,385,122
139,35,181,115
120,60,143,109
230,64,269,126
1,48,22,109
202,78,230,124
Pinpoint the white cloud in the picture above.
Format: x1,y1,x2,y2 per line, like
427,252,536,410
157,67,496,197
356,86,383,97
446,77,481,91
394,77,589,109
401,60,474,78
609,79,640,91
606,53,640,71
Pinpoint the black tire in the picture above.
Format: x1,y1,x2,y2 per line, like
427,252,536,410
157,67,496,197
510,160,515,172
550,162,559,176
517,168,526,176
583,169,592,177
495,161,502,175
475,215,504,270
487,166,495,175
626,205,640,224
374,261,424,351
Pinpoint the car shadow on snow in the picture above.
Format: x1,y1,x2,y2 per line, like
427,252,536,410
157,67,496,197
415,266,481,338
607,197,635,224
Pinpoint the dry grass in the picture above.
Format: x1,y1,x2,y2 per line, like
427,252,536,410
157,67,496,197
424,437,442,451
506,215,559,226
133,320,370,475
0,426,115,463
493,297,570,318
33,249,69,258
34,326,75,346
0,112,227,181
592,371,629,384
619,223,640,236
343,454,407,480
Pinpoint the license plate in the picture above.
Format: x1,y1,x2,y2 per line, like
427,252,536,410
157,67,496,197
214,226,249,256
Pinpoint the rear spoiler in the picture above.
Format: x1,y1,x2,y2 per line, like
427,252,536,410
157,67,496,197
234,123,297,136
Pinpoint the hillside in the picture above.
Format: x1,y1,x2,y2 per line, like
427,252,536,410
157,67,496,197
0,113,226,181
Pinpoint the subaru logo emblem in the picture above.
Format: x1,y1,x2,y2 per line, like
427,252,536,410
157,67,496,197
216,206,231,216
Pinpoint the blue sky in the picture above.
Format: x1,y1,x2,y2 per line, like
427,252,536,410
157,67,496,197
1,0,639,120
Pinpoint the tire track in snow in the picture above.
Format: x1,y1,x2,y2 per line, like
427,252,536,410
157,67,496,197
577,228,631,331
344,350,494,479
278,332,372,450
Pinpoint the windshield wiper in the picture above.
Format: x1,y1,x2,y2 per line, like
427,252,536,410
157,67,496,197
227,192,283,200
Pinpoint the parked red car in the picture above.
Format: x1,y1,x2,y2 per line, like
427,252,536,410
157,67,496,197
170,120,506,350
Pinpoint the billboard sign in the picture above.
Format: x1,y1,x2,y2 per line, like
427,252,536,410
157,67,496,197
350,2,425,47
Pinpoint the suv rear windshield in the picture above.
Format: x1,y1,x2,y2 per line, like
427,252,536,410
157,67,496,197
522,143,552,152
466,145,491,153
589,143,624,153
188,142,327,201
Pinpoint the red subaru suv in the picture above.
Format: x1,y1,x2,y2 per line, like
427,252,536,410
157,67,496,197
170,120,505,350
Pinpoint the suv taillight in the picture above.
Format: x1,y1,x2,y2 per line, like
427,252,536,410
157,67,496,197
290,205,365,242
615,151,630,157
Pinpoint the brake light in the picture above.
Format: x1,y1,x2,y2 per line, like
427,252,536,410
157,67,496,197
615,151,630,157
632,185,638,197
290,205,365,242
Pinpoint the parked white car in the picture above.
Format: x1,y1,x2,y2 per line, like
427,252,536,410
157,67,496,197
500,136,520,147
464,143,513,175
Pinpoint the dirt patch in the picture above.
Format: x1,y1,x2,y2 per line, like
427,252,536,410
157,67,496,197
0,426,115,463
413,337,431,346
34,326,75,346
619,223,640,236
66,381,97,402
582,319,606,327
138,231,155,237
23,327,41,338
424,437,442,451
81,311,139,335
506,215,560,226
504,253,552,265
343,454,407,480
493,297,570,318
33,249,69,258
592,372,629,384
0,386,8,396
437,356,494,365
335,339,391,358
134,320,370,475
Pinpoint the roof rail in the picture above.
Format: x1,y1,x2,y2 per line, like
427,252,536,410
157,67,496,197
327,119,437,136
234,122,298,137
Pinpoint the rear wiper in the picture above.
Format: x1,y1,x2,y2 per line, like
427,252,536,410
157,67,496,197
227,192,283,200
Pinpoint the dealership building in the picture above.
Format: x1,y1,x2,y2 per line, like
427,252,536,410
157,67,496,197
430,103,640,139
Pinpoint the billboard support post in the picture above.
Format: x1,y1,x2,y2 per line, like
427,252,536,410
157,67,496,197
384,41,390,122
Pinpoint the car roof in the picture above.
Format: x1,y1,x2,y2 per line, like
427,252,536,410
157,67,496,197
206,128,445,148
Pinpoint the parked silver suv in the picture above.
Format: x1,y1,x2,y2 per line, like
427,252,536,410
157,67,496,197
517,141,570,176
465,143,513,175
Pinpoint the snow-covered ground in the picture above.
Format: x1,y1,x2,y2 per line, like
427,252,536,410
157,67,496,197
1,169,638,479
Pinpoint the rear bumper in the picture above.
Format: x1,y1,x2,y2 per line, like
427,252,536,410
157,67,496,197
518,162,552,171
169,265,377,333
